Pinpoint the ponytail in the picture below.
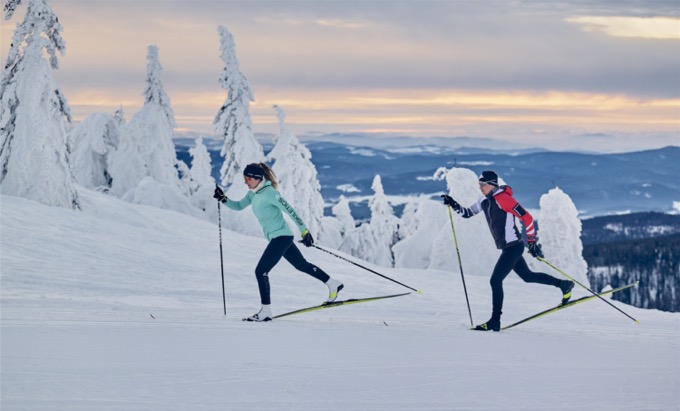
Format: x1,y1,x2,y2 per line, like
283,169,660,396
257,162,279,190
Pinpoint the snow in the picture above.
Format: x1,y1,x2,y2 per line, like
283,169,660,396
348,147,378,157
336,183,361,193
2,191,679,410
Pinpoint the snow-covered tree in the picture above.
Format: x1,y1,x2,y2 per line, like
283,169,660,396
366,175,400,266
393,199,449,269
317,217,342,249
0,0,79,209
427,167,498,274
187,137,216,213
108,110,146,198
333,195,356,237
70,113,121,191
535,187,589,286
340,222,378,265
212,25,264,237
189,137,214,190
123,177,204,220
341,176,399,267
127,45,181,189
113,105,125,126
214,25,263,190
268,105,324,237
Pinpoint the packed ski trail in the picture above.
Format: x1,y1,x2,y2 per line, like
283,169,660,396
2,191,679,410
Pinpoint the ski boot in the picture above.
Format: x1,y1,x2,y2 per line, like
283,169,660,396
325,278,344,303
559,280,575,305
473,317,501,332
244,305,272,322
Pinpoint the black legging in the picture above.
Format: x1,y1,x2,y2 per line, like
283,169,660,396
490,242,561,319
255,236,331,305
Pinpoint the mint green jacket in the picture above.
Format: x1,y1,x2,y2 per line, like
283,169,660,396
224,181,307,241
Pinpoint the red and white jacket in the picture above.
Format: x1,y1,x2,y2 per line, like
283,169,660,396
457,185,536,249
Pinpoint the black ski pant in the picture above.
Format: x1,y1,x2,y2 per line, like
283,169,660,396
255,235,330,305
489,242,561,320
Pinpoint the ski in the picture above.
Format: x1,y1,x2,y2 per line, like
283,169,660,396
500,282,638,330
267,292,411,320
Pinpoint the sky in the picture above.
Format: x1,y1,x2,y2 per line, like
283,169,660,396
1,0,679,151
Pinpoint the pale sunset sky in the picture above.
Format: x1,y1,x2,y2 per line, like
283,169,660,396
1,0,679,151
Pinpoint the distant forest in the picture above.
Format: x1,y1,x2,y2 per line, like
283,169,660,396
582,213,680,312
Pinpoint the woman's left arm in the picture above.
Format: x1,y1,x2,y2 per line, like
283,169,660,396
272,191,307,234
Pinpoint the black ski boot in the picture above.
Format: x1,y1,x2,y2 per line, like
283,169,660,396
559,280,575,305
474,317,501,332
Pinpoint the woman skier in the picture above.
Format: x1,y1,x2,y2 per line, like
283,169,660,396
441,170,574,331
213,163,344,322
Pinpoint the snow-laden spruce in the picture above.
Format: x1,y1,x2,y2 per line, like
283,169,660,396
341,175,399,267
70,112,123,191
268,105,325,239
367,175,400,266
213,25,265,237
214,25,264,189
428,167,499,274
187,137,216,213
393,200,449,269
122,176,205,219
534,187,590,286
107,107,147,198
320,195,356,250
0,0,79,209
333,195,356,239
126,45,182,191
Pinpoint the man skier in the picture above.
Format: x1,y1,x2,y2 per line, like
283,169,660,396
442,171,574,331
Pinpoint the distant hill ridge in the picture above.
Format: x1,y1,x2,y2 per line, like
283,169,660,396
175,140,679,219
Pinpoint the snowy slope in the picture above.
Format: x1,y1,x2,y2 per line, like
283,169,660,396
1,191,678,410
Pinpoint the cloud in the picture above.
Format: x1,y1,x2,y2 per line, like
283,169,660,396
2,0,678,151
567,16,680,40
314,19,372,30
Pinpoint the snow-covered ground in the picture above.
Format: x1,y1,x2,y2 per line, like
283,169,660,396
1,191,678,410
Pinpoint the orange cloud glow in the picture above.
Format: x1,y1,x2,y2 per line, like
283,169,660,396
567,16,680,40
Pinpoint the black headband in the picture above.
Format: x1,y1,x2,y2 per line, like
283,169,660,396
243,164,265,179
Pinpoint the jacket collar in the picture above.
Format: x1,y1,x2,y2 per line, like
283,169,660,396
252,180,271,193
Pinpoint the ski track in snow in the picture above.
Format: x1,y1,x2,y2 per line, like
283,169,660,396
1,192,679,411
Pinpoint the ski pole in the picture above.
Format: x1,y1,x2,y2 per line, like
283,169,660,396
312,245,422,294
447,206,474,327
217,199,226,316
538,257,638,324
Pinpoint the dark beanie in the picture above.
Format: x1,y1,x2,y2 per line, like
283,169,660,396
243,164,265,179
479,170,499,187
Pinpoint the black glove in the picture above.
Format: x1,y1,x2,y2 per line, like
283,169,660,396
301,230,314,247
213,186,227,203
441,195,462,213
527,241,544,259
